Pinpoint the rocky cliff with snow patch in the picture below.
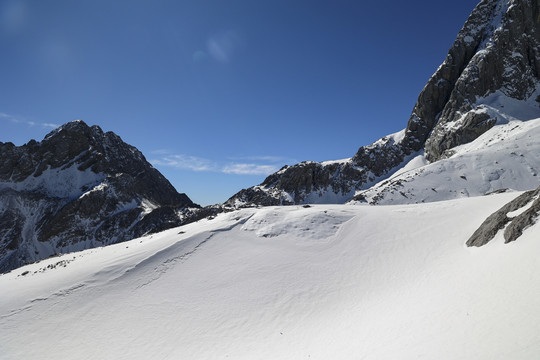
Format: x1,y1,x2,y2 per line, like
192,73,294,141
227,0,540,207
0,120,198,272
467,185,540,246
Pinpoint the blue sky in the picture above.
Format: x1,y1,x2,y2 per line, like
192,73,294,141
0,0,478,205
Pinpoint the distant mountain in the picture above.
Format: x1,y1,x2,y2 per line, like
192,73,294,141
227,0,540,207
0,120,199,272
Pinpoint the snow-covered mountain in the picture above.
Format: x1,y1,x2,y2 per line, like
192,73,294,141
3,192,540,359
354,115,540,205
227,0,540,207
0,120,199,273
2,0,538,274
3,1,540,358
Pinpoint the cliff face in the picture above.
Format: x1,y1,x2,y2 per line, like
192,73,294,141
227,0,540,207
0,120,198,272
419,0,540,160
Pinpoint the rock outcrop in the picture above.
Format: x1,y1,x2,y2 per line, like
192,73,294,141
227,161,368,206
225,131,411,207
467,187,540,246
0,120,199,272
422,0,540,161
227,0,540,207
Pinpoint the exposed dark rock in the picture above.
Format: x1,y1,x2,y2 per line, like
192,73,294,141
351,138,407,177
428,112,497,159
226,160,369,206
0,120,198,273
467,187,540,247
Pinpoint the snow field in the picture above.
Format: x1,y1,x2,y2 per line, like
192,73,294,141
2,192,540,359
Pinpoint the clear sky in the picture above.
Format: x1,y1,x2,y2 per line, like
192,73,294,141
0,0,479,206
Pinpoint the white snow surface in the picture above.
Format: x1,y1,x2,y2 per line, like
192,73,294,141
0,164,105,199
476,87,540,124
320,157,351,166
301,187,356,204
372,128,406,147
3,193,540,359
357,117,540,204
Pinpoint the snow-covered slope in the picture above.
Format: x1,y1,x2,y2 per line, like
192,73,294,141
354,117,540,204
2,193,540,359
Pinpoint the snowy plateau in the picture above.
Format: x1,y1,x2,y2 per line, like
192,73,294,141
2,191,540,359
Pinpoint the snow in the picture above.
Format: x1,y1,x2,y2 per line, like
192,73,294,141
371,128,406,147
441,83,540,134
2,193,540,359
357,117,540,204
301,187,356,204
0,164,105,199
386,151,428,179
140,198,158,216
320,157,351,166
79,181,108,198
478,87,540,123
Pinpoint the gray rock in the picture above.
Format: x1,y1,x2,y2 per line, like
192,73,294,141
467,187,540,247
504,194,540,242
424,0,540,161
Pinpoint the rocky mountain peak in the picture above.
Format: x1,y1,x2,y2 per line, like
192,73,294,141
44,119,97,137
40,119,140,173
227,0,540,207
382,0,540,161
0,121,198,273
416,0,540,161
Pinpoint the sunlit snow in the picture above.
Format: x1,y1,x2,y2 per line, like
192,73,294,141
2,193,540,359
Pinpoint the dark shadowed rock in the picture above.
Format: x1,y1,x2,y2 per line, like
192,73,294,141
0,120,199,272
